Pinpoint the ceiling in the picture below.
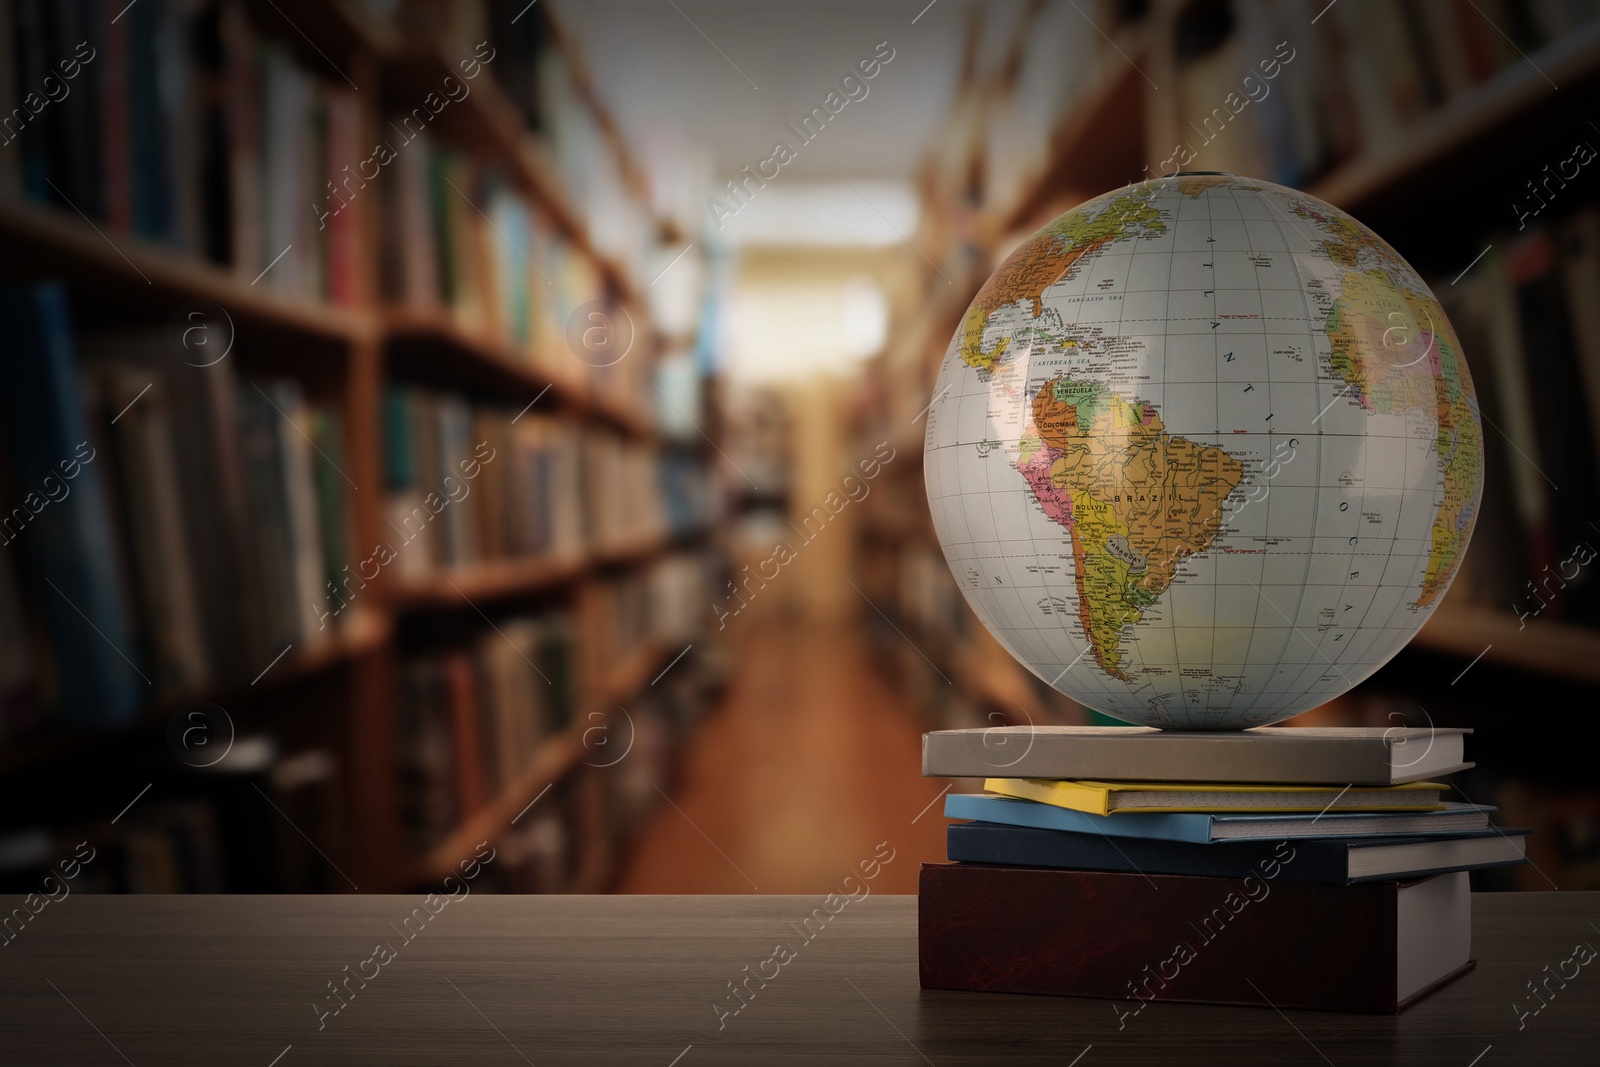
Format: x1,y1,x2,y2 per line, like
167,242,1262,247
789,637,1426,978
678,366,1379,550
553,0,989,182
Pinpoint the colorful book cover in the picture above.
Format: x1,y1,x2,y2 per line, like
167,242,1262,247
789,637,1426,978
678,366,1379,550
984,777,1448,815
946,822,1531,884
946,793,1493,843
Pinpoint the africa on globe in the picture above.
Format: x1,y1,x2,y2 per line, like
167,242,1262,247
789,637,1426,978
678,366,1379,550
922,173,1484,730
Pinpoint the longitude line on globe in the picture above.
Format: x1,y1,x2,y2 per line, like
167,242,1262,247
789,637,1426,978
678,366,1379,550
1255,188,1372,711
1248,184,1337,714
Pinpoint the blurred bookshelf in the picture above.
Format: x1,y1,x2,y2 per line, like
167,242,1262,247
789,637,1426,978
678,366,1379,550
853,0,1600,889
0,0,727,893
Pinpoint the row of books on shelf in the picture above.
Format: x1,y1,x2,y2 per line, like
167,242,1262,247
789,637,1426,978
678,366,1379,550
0,282,357,736
1149,0,1599,189
0,0,685,324
376,130,612,353
374,125,688,421
951,0,1597,242
0,620,713,895
0,739,349,893
381,0,675,280
444,671,704,894
1437,207,1600,626
381,386,715,579
395,550,716,852
0,280,718,738
0,0,367,302
965,0,1147,218
0,801,223,897
398,614,577,850
0,765,607,896
920,725,1526,1012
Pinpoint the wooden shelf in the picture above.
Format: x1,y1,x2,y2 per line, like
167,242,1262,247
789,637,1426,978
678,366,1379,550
592,533,673,568
0,0,710,900
371,37,640,306
1414,603,1600,686
381,310,659,439
411,726,583,882
0,5,648,348
409,638,665,882
860,511,934,548
1309,19,1600,220
267,611,391,684
990,31,1154,239
390,554,590,609
591,637,671,705
0,617,389,778
389,534,672,610
382,309,587,402
977,20,1600,264
0,199,369,345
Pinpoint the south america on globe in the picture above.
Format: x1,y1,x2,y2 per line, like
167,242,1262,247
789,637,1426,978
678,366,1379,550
922,173,1484,730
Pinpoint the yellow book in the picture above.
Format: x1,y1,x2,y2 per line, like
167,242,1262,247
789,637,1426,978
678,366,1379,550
983,778,1449,816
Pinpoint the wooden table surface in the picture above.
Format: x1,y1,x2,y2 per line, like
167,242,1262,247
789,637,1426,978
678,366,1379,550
2,892,1596,1065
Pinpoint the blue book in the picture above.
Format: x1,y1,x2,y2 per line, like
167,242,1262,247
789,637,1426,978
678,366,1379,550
944,793,1494,844
947,823,1531,884
0,282,146,725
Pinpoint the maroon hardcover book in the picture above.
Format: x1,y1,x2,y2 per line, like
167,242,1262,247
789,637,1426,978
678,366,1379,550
919,863,1474,1014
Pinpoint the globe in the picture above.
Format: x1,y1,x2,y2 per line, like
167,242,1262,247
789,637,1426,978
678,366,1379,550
923,173,1484,730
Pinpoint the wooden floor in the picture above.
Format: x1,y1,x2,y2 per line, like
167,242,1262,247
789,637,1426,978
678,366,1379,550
615,620,955,894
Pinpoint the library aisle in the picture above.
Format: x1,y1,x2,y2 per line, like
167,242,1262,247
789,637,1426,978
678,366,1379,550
616,619,952,895
5,0,1600,899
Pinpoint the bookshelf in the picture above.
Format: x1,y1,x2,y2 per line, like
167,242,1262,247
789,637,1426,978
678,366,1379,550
855,0,1600,881
0,0,722,894
0,198,370,342
409,635,664,884
1307,16,1600,238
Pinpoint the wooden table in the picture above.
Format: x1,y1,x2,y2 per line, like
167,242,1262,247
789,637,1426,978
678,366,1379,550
2,892,1595,1065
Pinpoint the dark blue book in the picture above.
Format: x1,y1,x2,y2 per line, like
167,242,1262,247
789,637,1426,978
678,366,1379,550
948,822,1531,885
946,792,1494,842
0,282,146,724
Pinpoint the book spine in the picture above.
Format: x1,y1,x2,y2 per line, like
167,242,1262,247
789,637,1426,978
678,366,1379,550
273,382,329,644
0,282,145,725
945,794,1215,844
1508,229,1600,624
220,0,260,278
946,824,1350,883
922,732,1397,784
101,367,209,696
1559,208,1600,495
311,408,351,627
235,381,298,652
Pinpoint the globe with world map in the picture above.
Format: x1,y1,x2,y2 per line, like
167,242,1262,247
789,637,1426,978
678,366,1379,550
923,173,1484,730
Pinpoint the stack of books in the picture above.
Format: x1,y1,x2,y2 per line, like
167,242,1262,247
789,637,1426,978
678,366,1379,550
920,725,1532,1014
